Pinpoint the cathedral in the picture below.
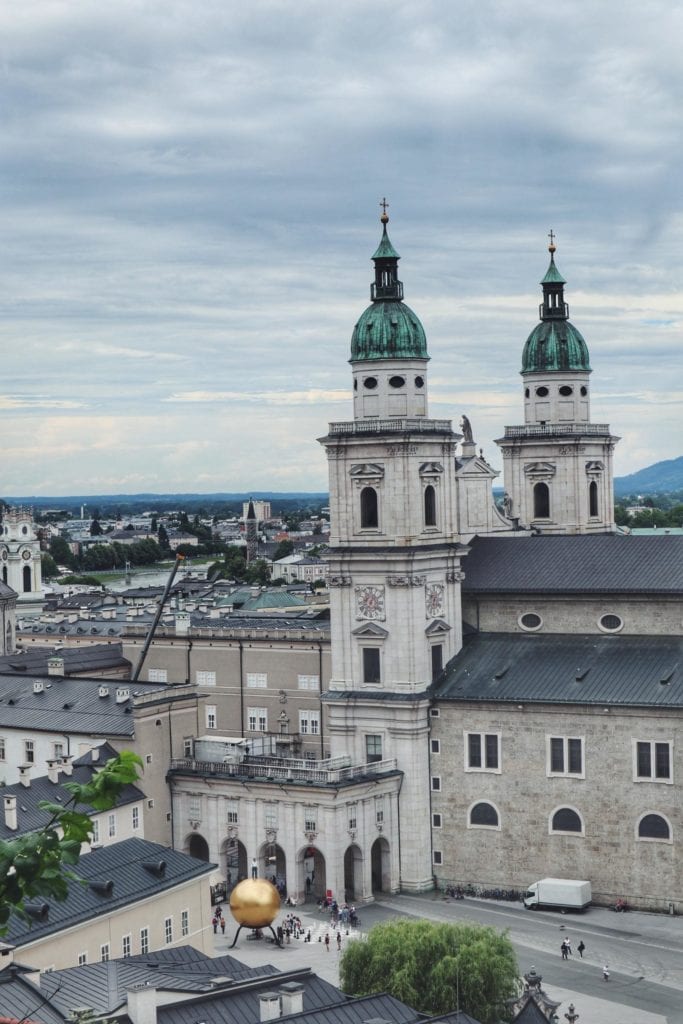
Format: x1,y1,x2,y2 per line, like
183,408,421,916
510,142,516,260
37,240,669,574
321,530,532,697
166,213,681,911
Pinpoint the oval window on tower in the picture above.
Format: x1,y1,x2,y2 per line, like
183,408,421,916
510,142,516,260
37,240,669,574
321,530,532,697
559,385,573,396
389,375,406,389
353,379,358,390
519,612,543,631
580,386,588,396
535,386,549,397
525,387,530,398
415,376,424,388
364,377,378,390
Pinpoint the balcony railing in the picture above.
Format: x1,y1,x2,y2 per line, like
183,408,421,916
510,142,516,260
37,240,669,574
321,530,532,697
168,755,398,786
329,418,453,436
502,423,611,439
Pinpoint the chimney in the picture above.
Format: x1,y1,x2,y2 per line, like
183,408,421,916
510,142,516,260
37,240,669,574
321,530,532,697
61,755,73,776
126,984,157,1024
47,656,65,677
18,765,31,788
3,795,17,831
98,685,110,698
175,611,190,636
258,992,281,1022
33,680,45,694
46,759,61,784
279,982,304,1016
116,687,130,704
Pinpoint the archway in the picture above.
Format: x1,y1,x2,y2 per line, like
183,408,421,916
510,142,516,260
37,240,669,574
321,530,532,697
23,565,32,592
299,845,326,902
187,832,210,861
221,837,247,887
344,844,364,902
371,837,391,894
261,842,287,893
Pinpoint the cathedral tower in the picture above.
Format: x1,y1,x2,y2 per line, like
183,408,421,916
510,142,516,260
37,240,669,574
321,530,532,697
496,238,619,533
0,507,43,608
320,208,466,891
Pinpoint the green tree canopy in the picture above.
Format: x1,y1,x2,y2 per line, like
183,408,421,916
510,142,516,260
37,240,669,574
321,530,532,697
272,539,294,561
41,553,59,578
339,919,519,1024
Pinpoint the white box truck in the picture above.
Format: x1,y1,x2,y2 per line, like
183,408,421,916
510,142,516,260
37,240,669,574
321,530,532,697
524,878,592,912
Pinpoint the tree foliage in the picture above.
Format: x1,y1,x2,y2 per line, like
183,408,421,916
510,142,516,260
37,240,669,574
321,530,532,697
0,751,143,935
339,919,519,1023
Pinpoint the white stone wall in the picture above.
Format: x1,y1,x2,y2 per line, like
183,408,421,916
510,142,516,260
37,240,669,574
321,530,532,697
463,594,683,636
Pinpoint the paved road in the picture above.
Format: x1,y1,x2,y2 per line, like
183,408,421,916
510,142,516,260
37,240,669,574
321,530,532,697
214,892,683,1024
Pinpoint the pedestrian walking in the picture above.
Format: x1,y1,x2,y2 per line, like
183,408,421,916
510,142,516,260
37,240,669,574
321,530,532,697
336,931,342,951
212,916,218,934
564,936,572,955
324,932,330,952
220,917,226,934
577,940,585,958
603,964,610,982
561,940,568,960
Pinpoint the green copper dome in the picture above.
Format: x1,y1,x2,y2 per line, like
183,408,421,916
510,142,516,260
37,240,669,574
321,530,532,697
521,245,591,373
350,212,428,362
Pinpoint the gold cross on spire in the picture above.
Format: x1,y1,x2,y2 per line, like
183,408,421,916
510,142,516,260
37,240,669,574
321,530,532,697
380,197,389,224
548,229,556,253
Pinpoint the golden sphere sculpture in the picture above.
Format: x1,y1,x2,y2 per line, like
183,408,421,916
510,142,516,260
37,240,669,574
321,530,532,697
229,878,280,929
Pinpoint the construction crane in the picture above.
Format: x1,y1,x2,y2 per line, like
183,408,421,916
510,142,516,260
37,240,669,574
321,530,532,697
131,553,185,683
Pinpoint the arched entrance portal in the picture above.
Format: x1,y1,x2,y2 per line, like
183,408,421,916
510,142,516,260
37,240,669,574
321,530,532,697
261,842,286,892
371,837,391,894
343,844,363,902
187,832,210,861
298,846,326,902
221,837,247,887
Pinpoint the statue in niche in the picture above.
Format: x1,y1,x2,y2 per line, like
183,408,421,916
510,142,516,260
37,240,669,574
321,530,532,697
502,492,513,518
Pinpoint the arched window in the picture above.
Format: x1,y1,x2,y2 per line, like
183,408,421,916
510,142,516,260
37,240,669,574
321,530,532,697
589,480,598,517
551,807,583,833
533,482,550,518
638,814,671,841
360,487,378,529
424,485,436,527
469,802,499,828
23,565,32,592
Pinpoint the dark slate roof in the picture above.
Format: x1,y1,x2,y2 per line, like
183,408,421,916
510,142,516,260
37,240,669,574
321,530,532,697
0,744,145,841
462,535,683,594
0,643,130,676
4,838,215,947
0,965,67,1024
432,632,683,708
0,674,166,735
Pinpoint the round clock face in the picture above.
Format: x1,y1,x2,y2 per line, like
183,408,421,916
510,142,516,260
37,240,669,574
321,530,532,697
425,583,445,618
21,550,32,560
356,585,385,620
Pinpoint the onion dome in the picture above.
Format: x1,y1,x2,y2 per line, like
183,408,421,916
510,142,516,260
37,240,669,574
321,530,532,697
521,235,591,373
350,204,428,362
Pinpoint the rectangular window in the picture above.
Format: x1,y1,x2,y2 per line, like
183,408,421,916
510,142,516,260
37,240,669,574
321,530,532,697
148,669,168,682
548,736,584,777
365,734,383,763
299,710,320,735
430,739,440,754
362,647,381,684
196,670,216,686
432,813,442,828
348,813,357,830
431,643,443,681
433,850,443,865
247,672,268,688
0,737,5,761
132,806,140,830
227,801,239,825
205,705,217,730
305,818,317,833
91,819,99,844
264,804,278,829
78,952,87,966
183,737,193,757
248,707,267,732
164,916,173,944
298,674,319,690
122,934,131,958
189,795,201,819
431,776,441,791
465,732,500,772
53,742,64,759
429,708,440,718
634,740,672,782
24,740,35,764
181,909,189,937
140,927,149,954
108,813,116,838
101,944,110,962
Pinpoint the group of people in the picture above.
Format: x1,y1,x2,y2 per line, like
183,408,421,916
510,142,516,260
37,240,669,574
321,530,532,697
211,904,227,935
559,935,609,980
317,896,358,928
277,914,308,944
323,931,343,952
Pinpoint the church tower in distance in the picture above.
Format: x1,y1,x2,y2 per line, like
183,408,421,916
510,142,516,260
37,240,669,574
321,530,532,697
496,236,619,533
319,207,466,891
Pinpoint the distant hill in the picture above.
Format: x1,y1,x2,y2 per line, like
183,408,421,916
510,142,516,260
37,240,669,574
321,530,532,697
614,457,683,496
1,492,329,516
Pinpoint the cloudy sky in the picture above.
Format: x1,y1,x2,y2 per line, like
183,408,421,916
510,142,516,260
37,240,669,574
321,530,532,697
1,0,681,496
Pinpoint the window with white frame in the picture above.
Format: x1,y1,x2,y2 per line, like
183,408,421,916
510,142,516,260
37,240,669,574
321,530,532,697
132,806,140,830
465,732,500,772
248,707,267,732
375,796,385,825
148,669,168,682
432,812,442,828
196,670,216,686
247,672,268,688
348,808,357,830
433,850,443,865
101,944,110,962
24,739,35,764
365,734,383,763
122,934,131,958
637,812,672,842
469,801,500,829
189,795,201,819
181,909,189,937
0,736,5,761
299,710,320,735
91,819,99,844
78,952,87,966
550,806,584,834
227,800,239,825
431,776,441,791
298,674,319,690
164,916,173,944
634,740,673,783
430,739,440,754
304,816,317,833
205,705,217,730
183,736,193,757
53,742,64,759
140,927,149,954
108,813,116,838
362,647,381,684
265,803,278,829
548,736,584,777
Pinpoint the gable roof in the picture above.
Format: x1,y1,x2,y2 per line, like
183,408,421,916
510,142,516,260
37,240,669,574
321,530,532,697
0,643,130,677
433,632,683,708
462,535,683,595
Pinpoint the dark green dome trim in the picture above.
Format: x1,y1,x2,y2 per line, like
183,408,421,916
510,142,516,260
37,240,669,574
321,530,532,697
522,321,591,373
351,301,428,362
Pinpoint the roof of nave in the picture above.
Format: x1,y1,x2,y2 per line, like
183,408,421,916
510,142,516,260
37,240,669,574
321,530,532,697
432,632,683,708
462,534,683,595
